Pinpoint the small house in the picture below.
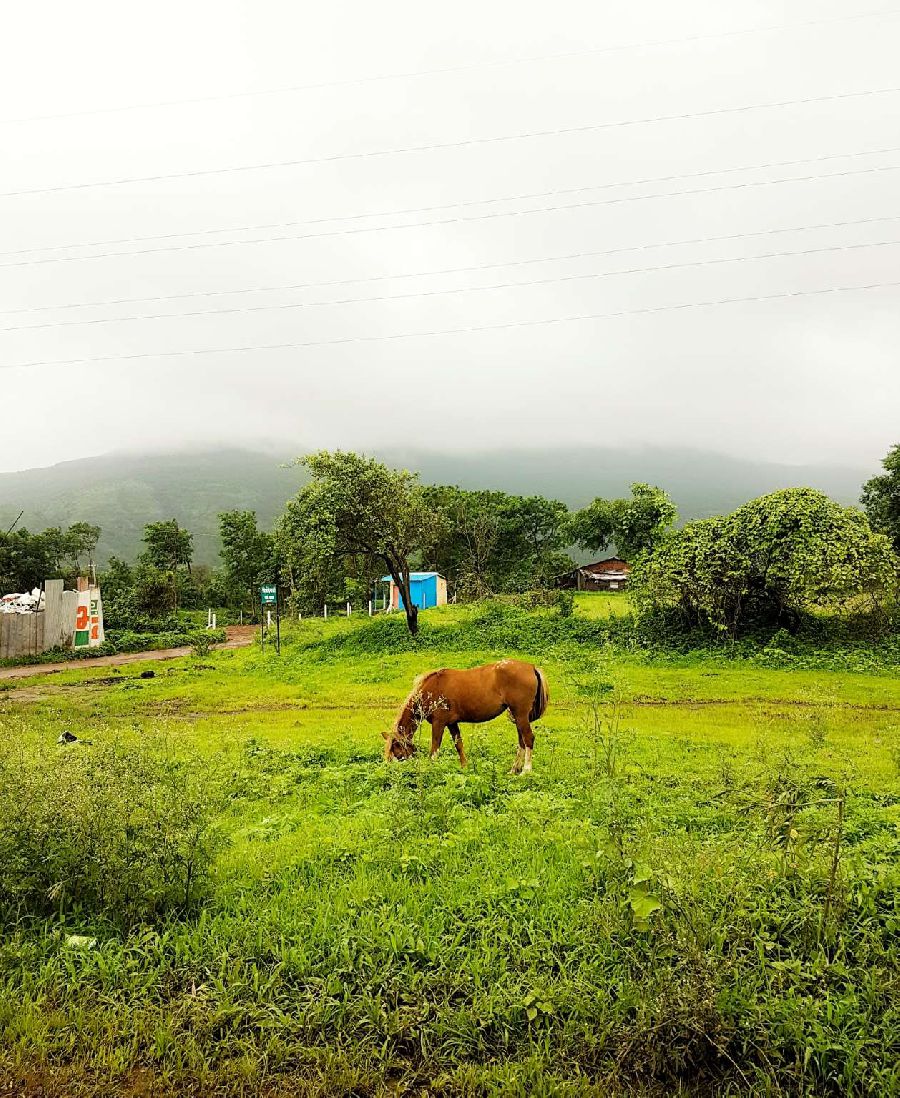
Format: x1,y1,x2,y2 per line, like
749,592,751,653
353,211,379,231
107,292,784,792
381,572,448,611
556,557,631,592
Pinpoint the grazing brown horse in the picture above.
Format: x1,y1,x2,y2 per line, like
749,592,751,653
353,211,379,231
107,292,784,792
382,659,549,773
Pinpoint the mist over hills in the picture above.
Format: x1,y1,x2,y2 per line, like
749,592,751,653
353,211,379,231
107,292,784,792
0,446,874,567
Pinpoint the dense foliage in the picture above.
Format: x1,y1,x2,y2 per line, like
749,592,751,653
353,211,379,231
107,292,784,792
631,488,898,636
218,509,277,620
135,519,195,612
8,452,900,656
569,482,677,559
0,522,100,593
421,485,573,597
861,442,900,554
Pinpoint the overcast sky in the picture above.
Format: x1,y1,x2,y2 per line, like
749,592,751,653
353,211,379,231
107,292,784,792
1,0,898,473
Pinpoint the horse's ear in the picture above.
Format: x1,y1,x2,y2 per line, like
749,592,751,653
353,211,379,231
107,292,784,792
380,729,390,740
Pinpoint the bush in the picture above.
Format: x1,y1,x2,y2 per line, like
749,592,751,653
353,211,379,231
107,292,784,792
632,489,898,636
495,588,575,615
0,739,228,927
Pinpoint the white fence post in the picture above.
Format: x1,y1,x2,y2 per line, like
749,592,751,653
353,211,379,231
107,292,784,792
346,601,351,617
324,604,328,619
267,610,272,627
212,613,217,629
368,600,372,616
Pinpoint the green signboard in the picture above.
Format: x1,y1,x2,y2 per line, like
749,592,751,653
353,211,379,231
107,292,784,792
260,583,277,604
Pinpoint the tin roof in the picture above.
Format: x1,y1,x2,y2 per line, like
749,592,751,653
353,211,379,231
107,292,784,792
581,557,631,573
379,572,443,582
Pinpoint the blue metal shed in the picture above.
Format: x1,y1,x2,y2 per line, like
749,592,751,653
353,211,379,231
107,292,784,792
380,572,447,611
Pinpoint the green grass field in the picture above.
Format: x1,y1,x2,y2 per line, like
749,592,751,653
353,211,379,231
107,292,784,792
0,597,897,1096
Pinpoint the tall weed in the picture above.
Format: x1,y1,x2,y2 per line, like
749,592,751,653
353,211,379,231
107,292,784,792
0,738,228,926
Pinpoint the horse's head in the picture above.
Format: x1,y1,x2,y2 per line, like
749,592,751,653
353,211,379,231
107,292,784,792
382,726,416,761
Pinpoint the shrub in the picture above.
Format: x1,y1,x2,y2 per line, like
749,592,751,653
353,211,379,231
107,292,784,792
191,633,213,658
0,739,228,927
495,588,575,615
632,489,899,636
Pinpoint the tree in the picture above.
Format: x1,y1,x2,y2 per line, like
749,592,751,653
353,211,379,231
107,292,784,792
0,528,53,593
421,486,572,597
276,451,441,634
861,444,900,554
632,488,897,635
218,510,276,619
139,520,193,611
420,486,499,598
140,520,193,574
510,495,573,586
0,521,103,593
67,522,101,575
570,483,677,560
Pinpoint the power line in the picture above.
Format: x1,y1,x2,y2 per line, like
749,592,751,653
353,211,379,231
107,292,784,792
5,144,898,260
5,238,900,333
4,85,900,199
2,163,897,270
4,214,898,317
3,8,897,126
5,279,899,372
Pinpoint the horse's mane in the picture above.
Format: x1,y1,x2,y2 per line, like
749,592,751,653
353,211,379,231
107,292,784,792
393,669,442,732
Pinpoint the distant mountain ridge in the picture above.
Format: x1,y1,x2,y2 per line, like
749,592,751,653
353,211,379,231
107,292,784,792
0,446,873,566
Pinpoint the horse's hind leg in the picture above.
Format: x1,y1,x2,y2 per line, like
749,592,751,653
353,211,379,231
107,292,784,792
448,722,467,768
510,723,525,774
512,712,535,774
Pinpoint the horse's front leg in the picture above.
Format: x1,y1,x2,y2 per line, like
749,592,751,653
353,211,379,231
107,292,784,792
429,713,449,759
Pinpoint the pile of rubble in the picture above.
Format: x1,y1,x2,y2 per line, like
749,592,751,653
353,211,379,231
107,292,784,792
0,588,45,614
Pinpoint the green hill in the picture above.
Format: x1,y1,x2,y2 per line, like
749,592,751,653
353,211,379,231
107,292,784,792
0,446,872,566
0,450,304,567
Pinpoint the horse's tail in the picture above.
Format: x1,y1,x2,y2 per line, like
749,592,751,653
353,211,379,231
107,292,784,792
530,667,549,722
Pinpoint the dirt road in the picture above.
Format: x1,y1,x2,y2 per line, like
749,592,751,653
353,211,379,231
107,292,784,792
0,625,256,681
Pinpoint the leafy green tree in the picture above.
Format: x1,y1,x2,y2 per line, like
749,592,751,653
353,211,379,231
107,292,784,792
98,556,142,629
570,483,677,560
140,520,193,574
37,528,70,578
276,451,441,634
632,488,897,635
218,510,276,619
66,522,101,574
631,515,748,634
420,486,498,598
275,484,351,614
139,520,193,611
421,486,572,596
511,495,573,585
861,444,900,554
0,528,53,593
0,521,103,593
